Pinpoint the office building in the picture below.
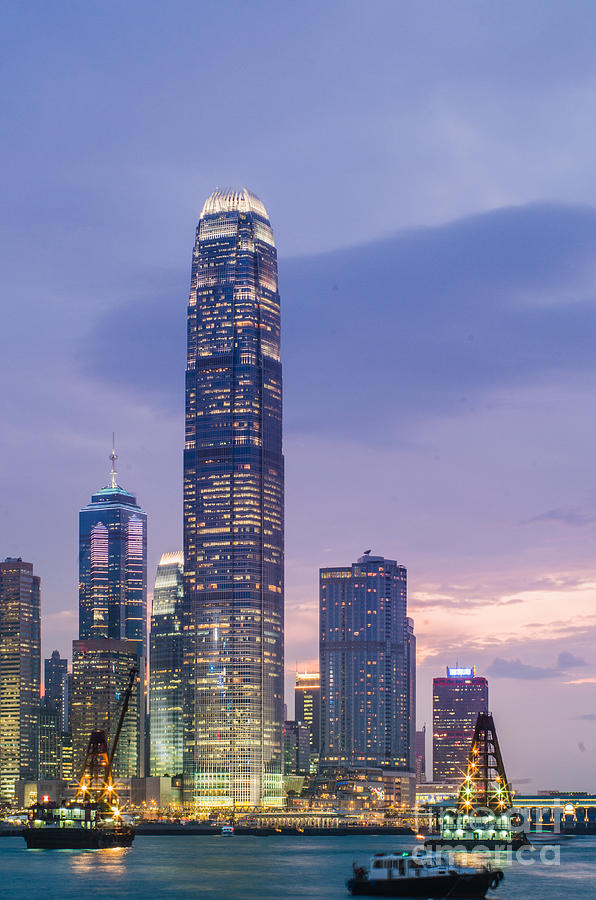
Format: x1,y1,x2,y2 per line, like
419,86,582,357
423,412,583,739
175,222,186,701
415,726,426,783
183,188,284,808
0,558,41,801
432,666,489,782
320,553,415,771
283,720,310,776
44,649,71,731
150,551,184,776
72,638,143,778
295,672,320,754
73,449,146,778
38,705,61,780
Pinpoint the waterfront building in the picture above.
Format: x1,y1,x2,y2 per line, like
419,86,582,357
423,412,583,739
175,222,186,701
72,638,143,778
72,450,147,780
295,672,321,755
44,649,71,731
319,553,415,772
38,704,61,780
183,188,284,808
283,720,310,776
0,558,41,801
150,551,184,776
415,726,426,783
432,666,488,782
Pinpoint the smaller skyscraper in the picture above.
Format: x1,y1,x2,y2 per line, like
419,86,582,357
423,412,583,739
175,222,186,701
0,558,41,801
44,649,70,731
150,551,184,776
283,721,310,776
295,672,321,754
433,666,489,782
320,553,415,771
38,705,62,780
415,726,426,783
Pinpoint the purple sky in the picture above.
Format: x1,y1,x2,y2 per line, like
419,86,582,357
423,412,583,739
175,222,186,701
2,1,596,789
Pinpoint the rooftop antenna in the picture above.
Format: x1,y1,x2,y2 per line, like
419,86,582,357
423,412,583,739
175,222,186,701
109,433,118,489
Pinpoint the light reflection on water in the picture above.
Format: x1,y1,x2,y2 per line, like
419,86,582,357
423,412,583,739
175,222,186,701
1,833,595,899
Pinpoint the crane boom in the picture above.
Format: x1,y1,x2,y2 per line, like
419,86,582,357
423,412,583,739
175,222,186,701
108,665,138,769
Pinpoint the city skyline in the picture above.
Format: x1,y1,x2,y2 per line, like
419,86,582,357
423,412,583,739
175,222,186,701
3,2,596,792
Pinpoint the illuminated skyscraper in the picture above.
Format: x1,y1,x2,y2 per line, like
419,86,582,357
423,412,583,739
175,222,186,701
320,554,415,771
0,558,41,801
44,649,70,731
295,672,320,754
183,188,284,808
432,666,489,782
73,450,146,778
150,551,184,776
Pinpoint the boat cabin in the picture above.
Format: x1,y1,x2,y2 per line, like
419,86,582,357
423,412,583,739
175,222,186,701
367,851,463,880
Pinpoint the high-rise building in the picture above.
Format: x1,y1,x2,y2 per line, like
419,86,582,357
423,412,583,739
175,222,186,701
0,558,41,801
415,726,426,783
73,450,146,780
150,551,184,776
283,720,310,776
295,672,321,754
72,638,143,778
44,649,70,731
183,188,284,808
320,553,415,771
38,704,61,780
432,666,489,782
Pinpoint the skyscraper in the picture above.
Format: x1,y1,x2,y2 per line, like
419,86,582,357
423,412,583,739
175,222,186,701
72,450,146,779
150,551,184,776
320,554,415,771
295,672,321,755
183,188,284,808
0,558,41,801
432,666,489,782
44,649,70,730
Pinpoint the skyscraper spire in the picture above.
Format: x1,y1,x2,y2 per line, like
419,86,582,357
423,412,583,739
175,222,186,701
109,434,118,489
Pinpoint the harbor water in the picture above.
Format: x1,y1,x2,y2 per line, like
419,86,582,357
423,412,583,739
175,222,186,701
1,833,595,899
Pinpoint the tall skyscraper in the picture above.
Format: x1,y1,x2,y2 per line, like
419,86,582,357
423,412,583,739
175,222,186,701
44,649,70,730
0,558,41,801
72,450,146,779
295,672,321,754
320,553,415,771
432,666,489,782
150,551,184,776
183,188,284,808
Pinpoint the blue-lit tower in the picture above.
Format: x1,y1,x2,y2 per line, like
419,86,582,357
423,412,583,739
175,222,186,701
183,188,284,808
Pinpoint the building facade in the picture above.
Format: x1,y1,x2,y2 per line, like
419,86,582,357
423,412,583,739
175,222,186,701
150,551,184,776
73,451,146,780
44,649,71,731
432,666,489,782
295,672,321,756
320,554,415,772
283,720,310,776
183,188,284,808
0,558,41,801
415,726,426,783
38,705,62,780
72,638,143,778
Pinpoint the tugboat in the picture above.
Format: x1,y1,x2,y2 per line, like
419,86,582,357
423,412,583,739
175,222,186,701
24,667,137,850
347,850,504,897
425,712,529,851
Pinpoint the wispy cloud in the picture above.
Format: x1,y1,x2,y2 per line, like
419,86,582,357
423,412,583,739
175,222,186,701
486,657,560,680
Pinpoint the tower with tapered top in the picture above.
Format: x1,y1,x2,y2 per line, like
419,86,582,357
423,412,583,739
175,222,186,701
183,188,284,808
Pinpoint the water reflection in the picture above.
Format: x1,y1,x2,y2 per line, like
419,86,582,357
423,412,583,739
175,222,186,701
69,846,129,876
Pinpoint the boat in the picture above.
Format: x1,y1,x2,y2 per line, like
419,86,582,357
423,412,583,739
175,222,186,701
24,666,138,851
347,850,504,897
426,712,529,852
221,824,235,835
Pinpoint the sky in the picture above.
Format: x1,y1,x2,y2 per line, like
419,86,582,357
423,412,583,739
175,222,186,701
2,0,596,790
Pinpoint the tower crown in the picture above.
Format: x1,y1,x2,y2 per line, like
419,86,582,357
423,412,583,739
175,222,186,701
200,187,269,220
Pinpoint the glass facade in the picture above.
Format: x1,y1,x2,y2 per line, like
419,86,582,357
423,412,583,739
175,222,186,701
294,672,321,754
432,666,489,782
320,555,415,771
73,454,146,780
183,188,284,808
0,558,41,801
150,551,184,776
44,649,70,731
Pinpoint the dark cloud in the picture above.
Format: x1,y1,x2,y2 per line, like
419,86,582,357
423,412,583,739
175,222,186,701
81,203,596,444
486,657,560,679
557,651,587,669
576,714,596,721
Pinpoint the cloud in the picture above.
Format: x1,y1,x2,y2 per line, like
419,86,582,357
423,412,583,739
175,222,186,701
557,651,587,668
576,714,596,721
486,657,560,679
527,507,596,527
